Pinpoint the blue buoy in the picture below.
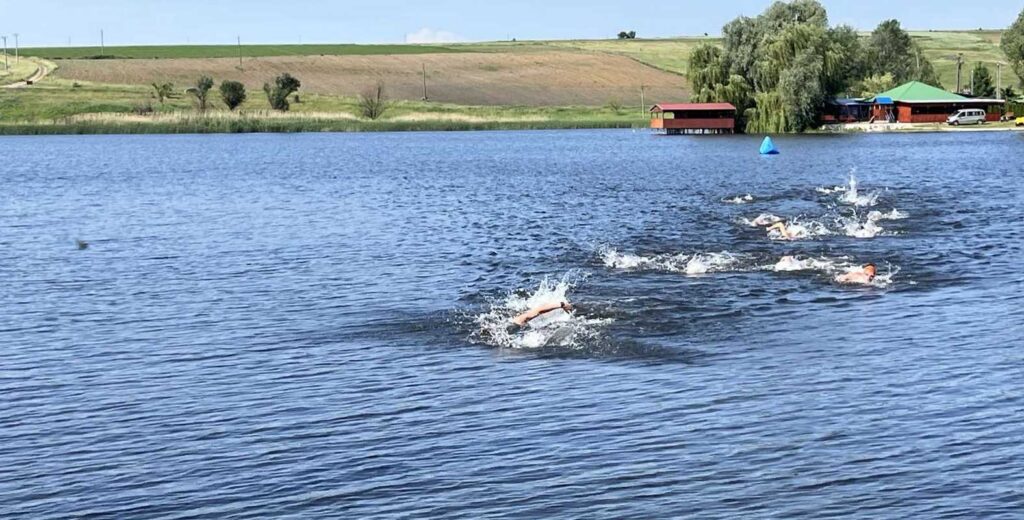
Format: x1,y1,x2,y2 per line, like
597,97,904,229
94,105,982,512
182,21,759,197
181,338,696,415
759,136,779,155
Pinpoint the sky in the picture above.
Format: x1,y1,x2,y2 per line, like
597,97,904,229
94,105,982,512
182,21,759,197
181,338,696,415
1,1,1019,47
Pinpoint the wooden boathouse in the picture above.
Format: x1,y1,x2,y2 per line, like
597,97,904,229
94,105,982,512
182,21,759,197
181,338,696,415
650,103,737,134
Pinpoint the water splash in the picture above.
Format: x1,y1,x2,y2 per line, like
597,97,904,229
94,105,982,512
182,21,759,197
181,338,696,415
867,209,908,222
473,275,609,350
771,255,843,272
723,194,755,204
841,217,885,238
601,247,743,275
839,172,880,207
741,213,783,227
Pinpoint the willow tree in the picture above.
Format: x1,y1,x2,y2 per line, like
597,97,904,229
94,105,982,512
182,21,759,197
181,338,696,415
688,0,865,133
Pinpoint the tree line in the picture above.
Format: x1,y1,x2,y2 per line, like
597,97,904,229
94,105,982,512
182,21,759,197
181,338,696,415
149,74,392,119
688,0,1023,133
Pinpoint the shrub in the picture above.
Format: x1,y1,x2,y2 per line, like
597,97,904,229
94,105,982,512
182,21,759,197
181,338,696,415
219,80,247,111
358,81,389,120
152,82,174,104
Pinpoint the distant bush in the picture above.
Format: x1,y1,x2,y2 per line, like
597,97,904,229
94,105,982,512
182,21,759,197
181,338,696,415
617,31,637,39
358,81,389,120
219,80,247,111
151,82,174,104
72,82,82,89
187,76,215,111
605,99,623,113
263,73,301,111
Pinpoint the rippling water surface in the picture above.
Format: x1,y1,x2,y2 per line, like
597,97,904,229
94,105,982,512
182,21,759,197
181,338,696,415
2,130,1023,518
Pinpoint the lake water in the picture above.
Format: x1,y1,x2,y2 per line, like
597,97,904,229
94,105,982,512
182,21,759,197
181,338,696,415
2,130,1022,518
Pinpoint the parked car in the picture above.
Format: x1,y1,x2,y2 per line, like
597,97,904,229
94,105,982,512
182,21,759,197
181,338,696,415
1016,116,1024,127
946,109,986,126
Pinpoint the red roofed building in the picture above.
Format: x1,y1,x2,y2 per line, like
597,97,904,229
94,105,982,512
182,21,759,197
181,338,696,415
650,103,737,134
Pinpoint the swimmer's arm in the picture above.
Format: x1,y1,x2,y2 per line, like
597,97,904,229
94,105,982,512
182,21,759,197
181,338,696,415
512,302,566,326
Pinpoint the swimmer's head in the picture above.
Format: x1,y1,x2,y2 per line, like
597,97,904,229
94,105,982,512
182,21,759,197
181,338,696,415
560,301,574,313
864,263,877,279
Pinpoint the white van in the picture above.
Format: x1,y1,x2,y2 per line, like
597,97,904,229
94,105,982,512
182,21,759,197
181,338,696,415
946,109,987,126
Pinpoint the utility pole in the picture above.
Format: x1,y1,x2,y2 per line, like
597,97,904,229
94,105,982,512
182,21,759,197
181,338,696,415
996,62,1004,99
237,36,242,68
640,84,647,118
2,36,8,71
421,63,428,100
13,33,18,64
100,29,105,54
955,53,964,94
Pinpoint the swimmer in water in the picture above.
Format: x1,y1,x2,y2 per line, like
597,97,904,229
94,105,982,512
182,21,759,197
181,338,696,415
508,300,574,330
750,213,782,227
766,221,801,240
835,263,877,285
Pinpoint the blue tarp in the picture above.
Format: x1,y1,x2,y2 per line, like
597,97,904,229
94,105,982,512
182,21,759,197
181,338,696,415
875,96,894,105
759,136,779,155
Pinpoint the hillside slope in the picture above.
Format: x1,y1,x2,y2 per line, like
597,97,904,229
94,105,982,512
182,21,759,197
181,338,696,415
52,51,689,107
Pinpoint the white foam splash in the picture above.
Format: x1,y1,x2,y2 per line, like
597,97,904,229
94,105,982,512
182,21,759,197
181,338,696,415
684,252,740,275
741,213,783,227
601,247,742,275
723,194,755,204
867,209,908,222
474,275,608,350
772,255,840,272
839,173,880,207
816,185,847,194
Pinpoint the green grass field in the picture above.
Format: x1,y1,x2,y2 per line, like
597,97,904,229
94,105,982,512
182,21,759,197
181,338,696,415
0,56,42,83
910,30,1020,89
18,44,467,60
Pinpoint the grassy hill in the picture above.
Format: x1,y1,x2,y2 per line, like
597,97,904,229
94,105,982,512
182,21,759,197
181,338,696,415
910,31,1018,89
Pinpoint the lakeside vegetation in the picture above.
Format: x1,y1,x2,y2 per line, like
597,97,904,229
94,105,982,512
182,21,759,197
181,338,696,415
3,1,1023,136
0,79,644,134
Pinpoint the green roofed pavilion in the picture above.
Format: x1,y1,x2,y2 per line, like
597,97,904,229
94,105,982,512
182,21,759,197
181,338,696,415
872,81,966,102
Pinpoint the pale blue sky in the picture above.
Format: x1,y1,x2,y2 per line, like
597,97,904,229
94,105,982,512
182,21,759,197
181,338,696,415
3,1,1019,47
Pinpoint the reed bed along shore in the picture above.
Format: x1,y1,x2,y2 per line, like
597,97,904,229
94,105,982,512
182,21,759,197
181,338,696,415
0,111,643,135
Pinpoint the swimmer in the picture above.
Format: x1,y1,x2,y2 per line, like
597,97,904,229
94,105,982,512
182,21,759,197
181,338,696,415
766,221,802,240
509,300,574,329
750,213,782,227
835,263,877,285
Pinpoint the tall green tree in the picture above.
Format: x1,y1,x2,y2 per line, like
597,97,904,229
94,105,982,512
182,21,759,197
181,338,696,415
264,73,301,111
688,0,867,133
866,20,941,86
969,63,996,97
859,73,896,98
187,76,214,111
1002,8,1024,86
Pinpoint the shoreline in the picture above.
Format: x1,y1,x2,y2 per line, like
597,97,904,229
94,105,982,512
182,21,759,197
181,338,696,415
2,118,1022,136
0,117,645,136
